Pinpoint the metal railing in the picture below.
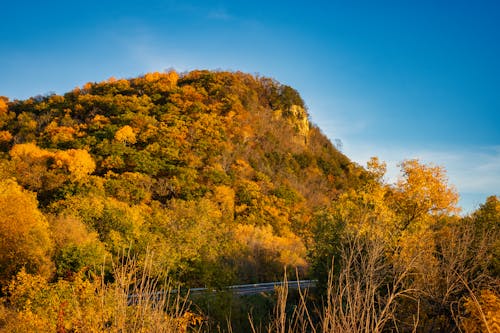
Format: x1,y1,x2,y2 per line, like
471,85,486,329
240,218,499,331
128,280,317,303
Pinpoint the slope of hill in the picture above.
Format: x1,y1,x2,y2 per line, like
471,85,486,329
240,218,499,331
0,70,364,286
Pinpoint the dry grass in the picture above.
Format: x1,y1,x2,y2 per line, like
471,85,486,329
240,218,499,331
99,250,202,333
249,233,418,333
0,251,203,333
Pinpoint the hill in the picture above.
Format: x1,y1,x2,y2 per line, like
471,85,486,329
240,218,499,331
0,70,364,286
1,71,498,332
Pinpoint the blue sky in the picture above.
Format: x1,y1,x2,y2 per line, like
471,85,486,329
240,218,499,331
1,1,499,213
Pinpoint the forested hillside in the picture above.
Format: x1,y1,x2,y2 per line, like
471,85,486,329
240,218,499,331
0,71,498,332
0,70,363,286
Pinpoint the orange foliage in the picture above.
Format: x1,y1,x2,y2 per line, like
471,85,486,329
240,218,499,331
0,97,7,114
0,130,12,143
82,82,93,91
141,70,179,92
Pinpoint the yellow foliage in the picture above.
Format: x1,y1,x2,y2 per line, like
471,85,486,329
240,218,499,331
17,112,38,133
44,120,76,144
10,142,52,161
332,159,396,240
232,159,254,179
53,194,105,223
166,70,179,85
49,214,101,249
142,70,179,91
1,255,197,333
9,143,57,190
114,125,137,144
1,276,57,332
234,224,307,269
367,156,387,182
90,114,110,129
144,72,162,82
393,159,460,230
53,149,96,180
48,94,65,104
0,179,53,283
212,185,235,221
170,85,207,112
395,228,438,277
101,154,125,170
462,290,500,333
9,143,95,190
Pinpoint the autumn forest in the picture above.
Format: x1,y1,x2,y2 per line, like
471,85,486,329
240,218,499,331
0,70,498,332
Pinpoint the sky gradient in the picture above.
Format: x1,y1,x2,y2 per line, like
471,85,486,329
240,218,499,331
1,1,499,213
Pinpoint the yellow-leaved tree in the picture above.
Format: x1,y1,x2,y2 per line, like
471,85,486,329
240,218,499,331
391,159,459,231
114,125,137,145
0,179,53,285
388,159,460,278
461,290,500,333
10,143,96,190
333,157,395,239
53,148,96,181
233,224,307,282
386,160,464,331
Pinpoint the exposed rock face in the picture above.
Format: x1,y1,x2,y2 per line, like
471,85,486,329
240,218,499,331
274,104,310,145
289,104,310,139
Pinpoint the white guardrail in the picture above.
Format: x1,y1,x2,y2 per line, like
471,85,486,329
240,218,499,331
223,279,316,295
128,280,317,303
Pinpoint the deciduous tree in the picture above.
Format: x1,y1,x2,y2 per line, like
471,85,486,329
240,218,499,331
0,179,53,284
391,159,459,231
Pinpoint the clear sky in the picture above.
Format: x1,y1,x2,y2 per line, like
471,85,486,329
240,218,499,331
1,0,499,213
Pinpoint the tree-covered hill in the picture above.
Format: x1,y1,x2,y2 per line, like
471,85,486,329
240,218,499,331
0,70,364,287
0,71,498,332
